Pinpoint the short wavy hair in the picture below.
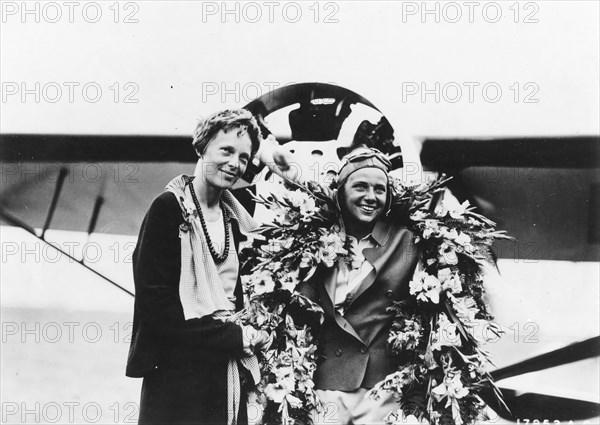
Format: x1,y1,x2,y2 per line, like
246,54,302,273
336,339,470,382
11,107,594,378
192,109,261,157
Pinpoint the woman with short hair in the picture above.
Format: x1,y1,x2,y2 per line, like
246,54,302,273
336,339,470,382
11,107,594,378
126,109,281,424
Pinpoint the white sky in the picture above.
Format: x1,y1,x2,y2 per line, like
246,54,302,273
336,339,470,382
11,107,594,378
1,0,599,138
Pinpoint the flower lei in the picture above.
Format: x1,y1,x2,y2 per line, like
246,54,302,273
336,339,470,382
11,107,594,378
238,175,510,425
369,176,511,425
236,180,340,424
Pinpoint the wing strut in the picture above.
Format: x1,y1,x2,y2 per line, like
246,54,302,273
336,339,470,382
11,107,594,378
41,166,68,239
0,207,134,298
478,336,600,420
491,335,600,382
86,176,105,236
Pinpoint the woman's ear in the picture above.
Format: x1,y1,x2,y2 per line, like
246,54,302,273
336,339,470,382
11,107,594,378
384,177,393,216
334,188,343,211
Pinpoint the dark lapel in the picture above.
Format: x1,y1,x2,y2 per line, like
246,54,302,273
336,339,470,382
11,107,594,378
346,219,392,307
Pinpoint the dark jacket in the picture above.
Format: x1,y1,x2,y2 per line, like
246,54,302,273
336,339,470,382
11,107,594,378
126,191,248,424
297,218,419,391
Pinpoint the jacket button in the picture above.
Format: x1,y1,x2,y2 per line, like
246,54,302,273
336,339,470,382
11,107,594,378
360,347,367,354
335,349,343,356
386,290,393,298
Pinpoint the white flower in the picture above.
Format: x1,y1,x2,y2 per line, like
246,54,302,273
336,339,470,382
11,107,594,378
241,274,252,294
431,313,462,351
452,296,479,323
410,210,428,221
409,271,442,304
437,195,470,219
264,363,296,403
287,190,309,208
270,204,290,224
439,242,459,265
286,190,319,219
301,198,318,219
299,251,315,269
454,232,475,254
388,319,422,351
318,232,346,267
437,268,452,282
423,219,440,239
263,240,282,254
264,384,287,404
431,371,470,425
251,270,276,295
438,268,462,294
280,269,300,292
454,232,471,246
369,368,414,399
263,238,293,254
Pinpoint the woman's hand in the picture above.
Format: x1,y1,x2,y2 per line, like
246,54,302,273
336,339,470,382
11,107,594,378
256,135,302,184
242,325,273,356
272,148,293,174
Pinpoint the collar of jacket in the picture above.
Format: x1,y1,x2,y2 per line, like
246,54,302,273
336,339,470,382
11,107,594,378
344,215,392,247
362,218,393,261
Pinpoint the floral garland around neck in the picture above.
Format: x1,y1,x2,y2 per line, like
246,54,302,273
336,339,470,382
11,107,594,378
237,175,511,425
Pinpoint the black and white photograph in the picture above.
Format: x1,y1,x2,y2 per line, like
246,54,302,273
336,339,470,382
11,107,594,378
1,1,599,424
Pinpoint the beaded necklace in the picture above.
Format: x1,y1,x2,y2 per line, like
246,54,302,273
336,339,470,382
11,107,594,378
187,177,230,263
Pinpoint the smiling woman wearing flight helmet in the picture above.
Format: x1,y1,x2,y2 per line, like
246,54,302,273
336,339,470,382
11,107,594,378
294,147,420,424
126,109,286,424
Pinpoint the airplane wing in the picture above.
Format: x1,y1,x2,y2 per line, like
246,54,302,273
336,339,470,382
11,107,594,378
421,135,600,422
420,136,600,262
1,134,196,236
